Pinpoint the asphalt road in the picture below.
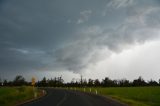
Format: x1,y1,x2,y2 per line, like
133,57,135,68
21,88,127,106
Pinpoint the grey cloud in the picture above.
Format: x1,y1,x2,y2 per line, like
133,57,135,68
106,0,134,9
0,0,160,76
77,10,92,24
53,3,160,72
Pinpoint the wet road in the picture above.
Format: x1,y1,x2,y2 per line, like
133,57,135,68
21,88,127,106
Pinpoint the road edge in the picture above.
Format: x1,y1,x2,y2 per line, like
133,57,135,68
15,89,47,106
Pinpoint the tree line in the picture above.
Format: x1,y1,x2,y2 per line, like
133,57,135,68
0,75,160,87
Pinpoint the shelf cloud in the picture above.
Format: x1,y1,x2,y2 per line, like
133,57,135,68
1,0,160,80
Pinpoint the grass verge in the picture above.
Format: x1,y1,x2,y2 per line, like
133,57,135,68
0,86,44,106
75,87,160,106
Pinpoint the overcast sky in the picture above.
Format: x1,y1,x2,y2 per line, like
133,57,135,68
1,0,160,82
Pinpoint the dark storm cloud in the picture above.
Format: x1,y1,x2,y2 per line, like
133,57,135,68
0,0,160,75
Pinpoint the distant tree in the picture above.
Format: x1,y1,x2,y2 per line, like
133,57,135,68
13,75,26,86
118,79,130,87
3,80,8,86
41,77,47,87
6,81,13,86
88,79,94,87
69,78,79,87
133,76,146,86
48,78,55,87
3,75,160,87
148,79,158,86
57,76,64,86
113,80,119,86
94,79,100,87
102,77,115,87
83,79,87,87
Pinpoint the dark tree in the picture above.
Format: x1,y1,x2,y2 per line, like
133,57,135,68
118,79,130,87
3,80,8,86
83,79,87,87
48,78,56,87
88,79,94,87
13,75,26,86
148,79,158,86
41,77,47,87
133,76,146,86
94,79,100,87
102,77,115,87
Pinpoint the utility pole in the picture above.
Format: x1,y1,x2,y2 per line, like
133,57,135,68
80,75,83,85
60,75,62,83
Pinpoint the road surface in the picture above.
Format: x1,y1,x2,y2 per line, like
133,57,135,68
21,88,127,106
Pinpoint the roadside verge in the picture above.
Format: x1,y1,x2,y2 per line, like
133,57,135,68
15,89,47,106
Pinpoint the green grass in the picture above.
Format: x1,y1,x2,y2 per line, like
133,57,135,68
0,86,40,106
75,87,160,106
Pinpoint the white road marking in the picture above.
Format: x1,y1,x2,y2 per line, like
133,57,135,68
56,90,67,106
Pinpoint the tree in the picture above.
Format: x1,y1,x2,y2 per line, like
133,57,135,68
83,79,87,86
118,79,130,87
102,77,115,87
41,77,47,87
88,79,94,87
13,75,26,86
148,79,158,86
94,79,100,87
133,76,146,86
3,80,8,86
48,78,55,87
57,76,64,86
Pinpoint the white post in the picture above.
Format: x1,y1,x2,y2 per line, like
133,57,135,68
34,92,37,98
43,90,45,94
95,89,97,95
84,88,85,92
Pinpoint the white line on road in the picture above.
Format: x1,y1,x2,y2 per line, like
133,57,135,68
56,90,67,106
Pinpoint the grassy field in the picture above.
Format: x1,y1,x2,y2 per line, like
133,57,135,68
1,86,159,106
76,87,160,106
0,86,41,106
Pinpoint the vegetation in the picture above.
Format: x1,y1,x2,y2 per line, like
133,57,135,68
1,75,160,87
75,87,160,106
1,75,160,106
36,76,159,87
37,76,159,87
0,75,29,86
0,86,40,106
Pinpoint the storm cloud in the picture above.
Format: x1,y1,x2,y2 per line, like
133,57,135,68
1,0,160,79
